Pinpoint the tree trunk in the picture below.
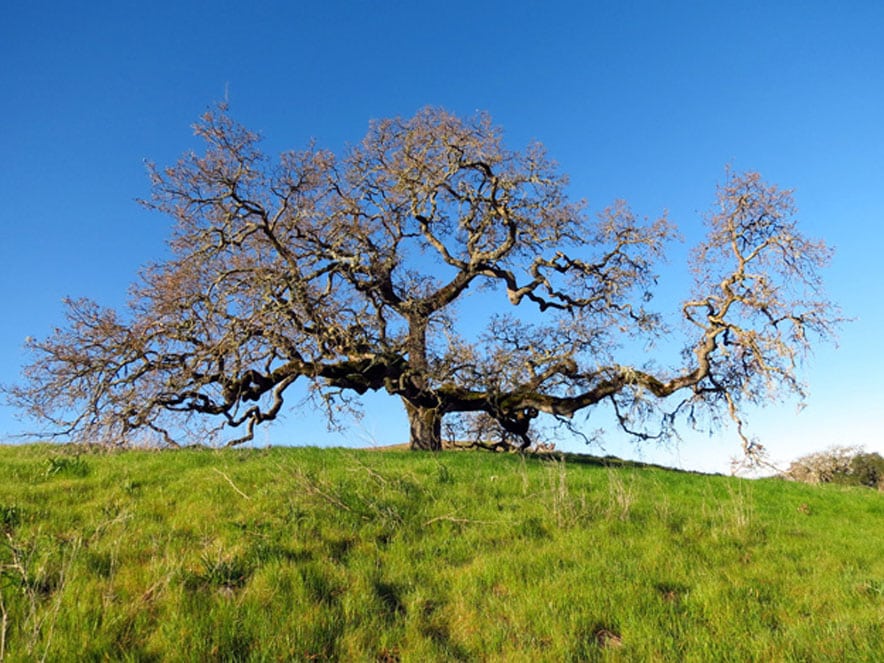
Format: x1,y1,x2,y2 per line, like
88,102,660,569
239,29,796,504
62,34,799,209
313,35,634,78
404,400,442,451
401,314,443,451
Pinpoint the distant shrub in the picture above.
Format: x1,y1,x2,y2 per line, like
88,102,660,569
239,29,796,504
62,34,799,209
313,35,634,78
782,446,884,489
849,452,884,489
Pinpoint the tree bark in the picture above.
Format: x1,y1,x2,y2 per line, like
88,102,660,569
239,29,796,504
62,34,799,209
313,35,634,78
404,400,442,451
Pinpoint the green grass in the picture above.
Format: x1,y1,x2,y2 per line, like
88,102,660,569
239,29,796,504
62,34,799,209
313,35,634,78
0,444,881,661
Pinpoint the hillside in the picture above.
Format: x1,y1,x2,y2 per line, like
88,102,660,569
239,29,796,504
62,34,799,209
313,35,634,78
0,444,881,661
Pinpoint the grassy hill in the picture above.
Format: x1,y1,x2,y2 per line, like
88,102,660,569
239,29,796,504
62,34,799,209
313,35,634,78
0,444,881,661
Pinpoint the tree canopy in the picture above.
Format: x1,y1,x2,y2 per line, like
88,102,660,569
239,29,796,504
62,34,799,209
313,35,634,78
5,106,840,457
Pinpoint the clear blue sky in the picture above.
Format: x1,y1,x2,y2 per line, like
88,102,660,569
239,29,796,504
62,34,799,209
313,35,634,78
2,1,882,472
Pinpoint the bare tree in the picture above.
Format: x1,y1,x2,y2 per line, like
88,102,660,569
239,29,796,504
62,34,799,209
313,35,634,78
4,106,840,455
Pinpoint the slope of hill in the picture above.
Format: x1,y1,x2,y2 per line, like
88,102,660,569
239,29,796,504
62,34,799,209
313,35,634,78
0,444,881,661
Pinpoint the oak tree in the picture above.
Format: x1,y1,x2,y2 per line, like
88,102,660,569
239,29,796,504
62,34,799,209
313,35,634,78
6,106,839,455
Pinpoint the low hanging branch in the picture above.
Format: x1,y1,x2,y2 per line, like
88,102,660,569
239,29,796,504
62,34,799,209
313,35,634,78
4,106,840,459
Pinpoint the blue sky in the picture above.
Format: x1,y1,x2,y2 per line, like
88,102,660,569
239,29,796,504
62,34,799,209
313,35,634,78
2,1,882,472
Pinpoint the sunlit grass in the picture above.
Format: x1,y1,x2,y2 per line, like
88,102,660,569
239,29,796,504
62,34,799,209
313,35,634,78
0,444,881,660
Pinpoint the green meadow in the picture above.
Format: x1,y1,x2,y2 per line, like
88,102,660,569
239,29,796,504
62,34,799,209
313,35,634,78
0,444,881,661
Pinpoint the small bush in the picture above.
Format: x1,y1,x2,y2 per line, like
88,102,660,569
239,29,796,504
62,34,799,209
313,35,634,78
0,504,22,530
782,446,884,489
184,549,253,592
45,454,90,478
